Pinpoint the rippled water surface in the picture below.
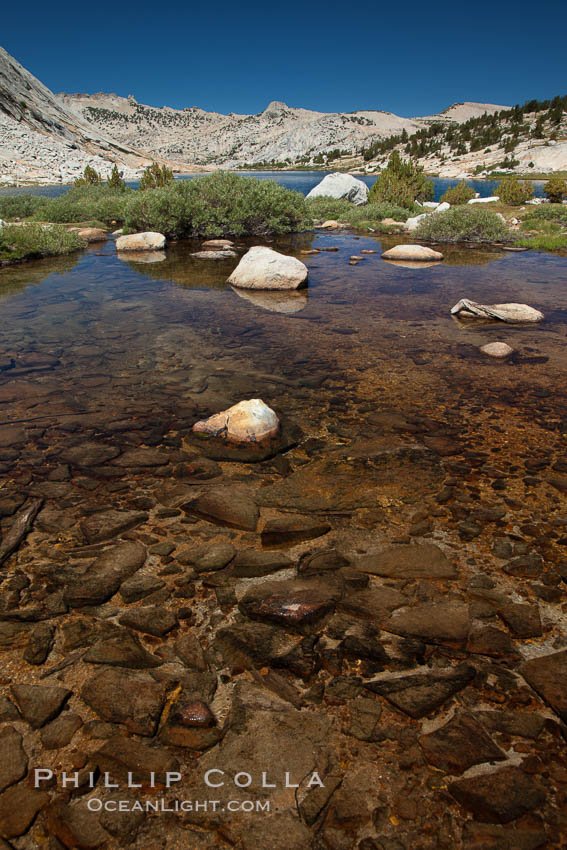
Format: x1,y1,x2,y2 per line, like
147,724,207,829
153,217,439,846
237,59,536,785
1,225,567,848
1,231,566,467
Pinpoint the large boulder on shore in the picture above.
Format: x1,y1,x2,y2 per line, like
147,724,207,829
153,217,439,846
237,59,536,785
116,232,166,252
382,244,443,262
227,246,308,290
306,172,369,205
193,399,280,443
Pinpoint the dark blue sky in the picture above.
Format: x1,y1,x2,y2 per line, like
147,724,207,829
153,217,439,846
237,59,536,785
3,0,566,116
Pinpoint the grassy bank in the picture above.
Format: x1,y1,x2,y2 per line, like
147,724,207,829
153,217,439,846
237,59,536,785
515,204,567,250
0,223,86,262
305,197,413,232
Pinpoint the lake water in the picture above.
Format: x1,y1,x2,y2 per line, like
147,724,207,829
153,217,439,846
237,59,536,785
0,188,566,847
0,170,548,201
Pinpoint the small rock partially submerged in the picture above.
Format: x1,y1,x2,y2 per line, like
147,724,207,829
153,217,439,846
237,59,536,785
480,342,514,358
382,244,443,262
202,238,234,249
191,249,237,259
193,399,280,443
227,246,308,290
72,227,107,243
452,299,544,324
115,232,166,252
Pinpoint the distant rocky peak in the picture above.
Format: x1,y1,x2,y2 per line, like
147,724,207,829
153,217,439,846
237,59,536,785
263,100,289,117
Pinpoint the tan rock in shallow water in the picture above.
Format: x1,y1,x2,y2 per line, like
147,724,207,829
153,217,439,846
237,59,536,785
193,399,280,443
74,227,107,242
382,244,443,261
201,238,234,248
480,342,514,358
452,299,544,323
228,246,308,290
116,232,166,251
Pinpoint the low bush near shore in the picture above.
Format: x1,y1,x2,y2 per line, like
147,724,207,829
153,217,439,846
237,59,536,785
415,207,510,242
123,173,309,237
306,197,414,225
0,223,85,260
0,174,309,238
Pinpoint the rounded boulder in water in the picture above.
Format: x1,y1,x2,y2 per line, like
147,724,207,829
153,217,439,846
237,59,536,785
480,342,514,359
193,399,280,443
382,244,443,261
227,246,308,290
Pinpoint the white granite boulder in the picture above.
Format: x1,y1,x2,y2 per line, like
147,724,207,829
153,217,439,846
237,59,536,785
227,246,308,290
404,214,428,231
116,232,166,251
306,172,369,205
382,244,443,261
468,197,499,204
193,399,280,443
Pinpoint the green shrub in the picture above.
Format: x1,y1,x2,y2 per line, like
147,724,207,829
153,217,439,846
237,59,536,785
496,176,534,205
124,173,309,238
415,207,510,242
0,194,47,220
139,163,174,190
305,197,414,224
30,184,133,224
439,181,476,205
122,187,186,237
544,175,567,203
524,205,567,222
0,223,85,260
369,152,434,207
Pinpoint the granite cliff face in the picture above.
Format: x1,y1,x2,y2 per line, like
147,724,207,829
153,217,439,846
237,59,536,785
0,44,511,183
0,47,172,184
